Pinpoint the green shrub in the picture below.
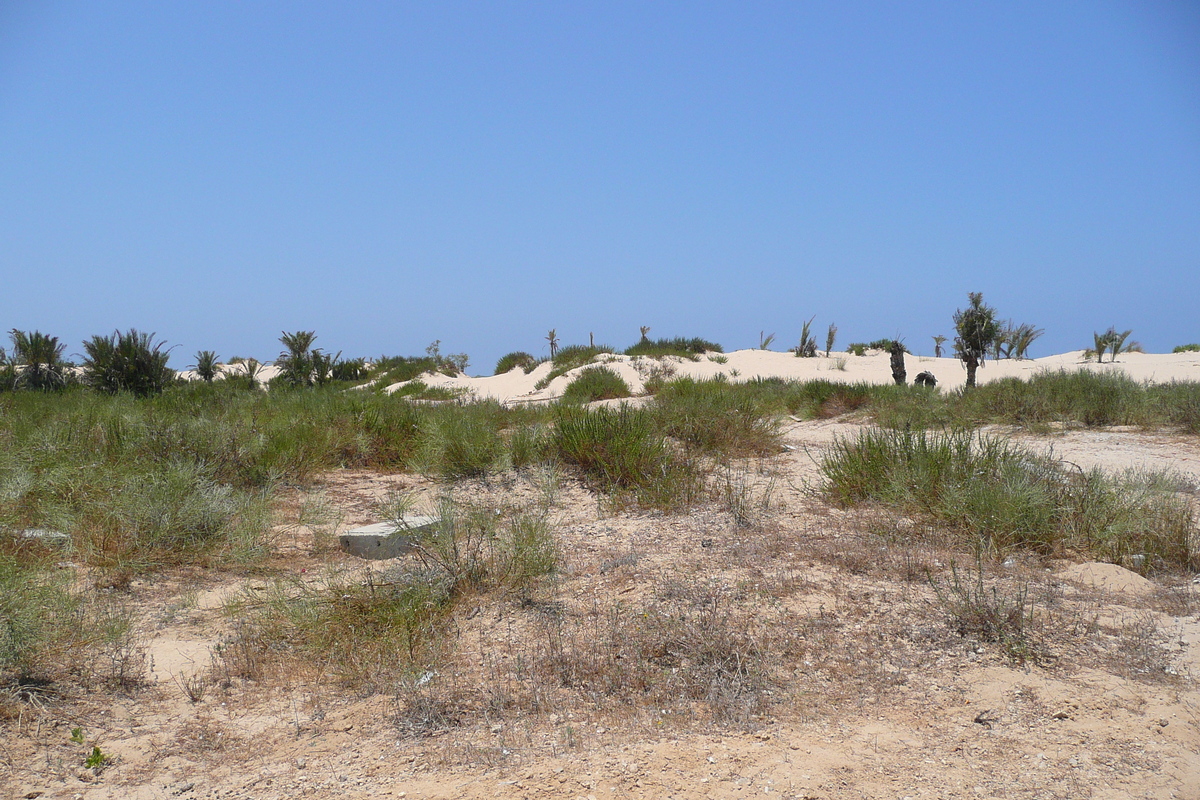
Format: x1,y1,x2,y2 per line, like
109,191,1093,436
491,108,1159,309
534,345,615,389
561,366,632,403
0,553,81,683
651,377,779,457
821,428,1197,570
494,351,535,375
624,337,723,359
867,338,908,354
1173,344,1200,353
847,343,867,356
415,402,508,480
82,329,174,396
8,330,68,392
551,405,702,509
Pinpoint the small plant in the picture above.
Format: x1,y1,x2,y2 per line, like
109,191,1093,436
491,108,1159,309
847,343,866,356
930,560,1037,663
708,354,728,364
85,745,108,770
825,322,837,357
932,335,947,358
759,331,776,350
70,727,85,744
792,316,817,357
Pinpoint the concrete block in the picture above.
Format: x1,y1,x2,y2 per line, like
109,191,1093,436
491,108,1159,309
338,515,439,560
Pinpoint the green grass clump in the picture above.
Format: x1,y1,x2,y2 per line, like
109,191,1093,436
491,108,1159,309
821,428,1197,571
650,377,779,457
414,402,509,480
0,551,82,684
623,337,723,359
494,351,536,375
561,366,632,404
551,405,703,509
534,345,615,390
1173,344,1200,353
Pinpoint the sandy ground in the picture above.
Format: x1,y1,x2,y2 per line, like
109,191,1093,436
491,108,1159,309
398,350,1200,405
4,413,1198,800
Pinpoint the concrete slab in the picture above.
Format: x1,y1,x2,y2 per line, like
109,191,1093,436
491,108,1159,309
338,515,439,560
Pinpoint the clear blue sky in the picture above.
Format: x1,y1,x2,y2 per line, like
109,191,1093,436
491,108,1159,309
2,1,1197,374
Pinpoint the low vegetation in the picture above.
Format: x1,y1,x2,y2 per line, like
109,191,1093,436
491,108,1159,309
821,428,1196,571
561,365,632,403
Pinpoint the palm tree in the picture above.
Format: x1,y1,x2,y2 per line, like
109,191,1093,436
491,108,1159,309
932,335,947,359
953,292,1000,388
192,350,219,382
1009,323,1044,360
1103,327,1141,362
82,329,173,396
277,330,318,387
546,329,559,360
9,329,67,391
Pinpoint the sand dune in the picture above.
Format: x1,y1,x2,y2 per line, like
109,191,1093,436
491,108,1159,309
388,349,1200,405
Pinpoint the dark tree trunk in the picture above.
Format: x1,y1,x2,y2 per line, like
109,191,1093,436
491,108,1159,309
965,355,979,388
890,341,906,385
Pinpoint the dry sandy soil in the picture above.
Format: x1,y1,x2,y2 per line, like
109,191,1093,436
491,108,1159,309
4,418,1199,800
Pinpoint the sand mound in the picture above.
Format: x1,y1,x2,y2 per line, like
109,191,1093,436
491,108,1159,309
1057,562,1155,596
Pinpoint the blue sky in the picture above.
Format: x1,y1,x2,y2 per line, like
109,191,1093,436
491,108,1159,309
2,1,1197,374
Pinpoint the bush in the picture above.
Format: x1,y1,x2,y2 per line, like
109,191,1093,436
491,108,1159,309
561,366,632,403
415,402,508,480
1173,344,1200,353
82,329,174,396
7,330,68,392
551,405,703,509
494,351,535,375
821,428,1197,570
624,337,723,359
534,345,615,389
650,377,779,457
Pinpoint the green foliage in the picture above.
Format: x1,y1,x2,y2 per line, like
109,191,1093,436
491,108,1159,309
992,321,1044,360
930,559,1037,663
759,331,776,350
534,344,615,389
1090,327,1141,363
953,292,1000,388
825,323,837,357
8,329,68,391
0,553,82,683
551,405,703,510
847,343,866,356
792,317,817,357
650,377,780,457
415,402,508,480
275,330,319,387
821,428,1196,570
561,366,632,403
494,351,536,375
1173,344,1200,353
867,338,908,354
329,356,367,382
82,329,174,396
192,351,219,383
932,335,948,358
623,337,723,359
85,746,108,770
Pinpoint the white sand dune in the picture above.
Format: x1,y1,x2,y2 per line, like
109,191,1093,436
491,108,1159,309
386,349,1200,405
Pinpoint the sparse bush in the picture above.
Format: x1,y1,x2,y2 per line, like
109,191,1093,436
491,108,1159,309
494,351,535,375
867,338,907,354
1173,344,1200,353
930,560,1038,663
825,323,837,357
561,366,632,403
847,343,866,356
534,344,615,389
792,317,817,357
